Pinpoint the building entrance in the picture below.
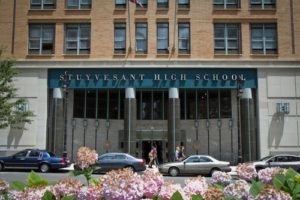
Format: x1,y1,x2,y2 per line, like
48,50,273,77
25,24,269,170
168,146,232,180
142,140,163,165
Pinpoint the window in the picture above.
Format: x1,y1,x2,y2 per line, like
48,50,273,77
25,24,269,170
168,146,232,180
220,90,232,118
114,23,126,54
139,0,148,8
157,23,169,54
157,0,168,8
115,0,126,8
31,0,56,9
29,24,54,54
208,91,219,119
251,0,276,9
214,23,241,54
213,0,239,9
29,150,41,157
178,0,190,8
135,23,147,54
251,23,277,55
66,0,91,9
65,24,90,54
178,23,190,54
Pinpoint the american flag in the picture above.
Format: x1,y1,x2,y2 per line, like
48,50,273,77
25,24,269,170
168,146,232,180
129,0,143,7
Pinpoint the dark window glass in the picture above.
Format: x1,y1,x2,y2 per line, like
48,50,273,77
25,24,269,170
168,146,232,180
153,91,163,120
114,23,126,54
180,90,186,119
141,91,151,120
251,23,277,55
136,23,147,53
214,23,240,54
120,90,125,119
139,0,148,7
213,0,239,9
31,0,56,9
178,23,190,54
109,90,119,119
29,24,54,54
186,90,196,119
65,23,90,54
198,90,208,119
66,0,91,9
157,0,168,8
14,151,28,157
178,0,189,8
73,89,85,118
157,23,169,54
251,0,276,9
98,90,108,119
115,0,126,8
208,90,219,119
86,90,96,118
220,90,231,118
163,91,168,120
29,150,40,157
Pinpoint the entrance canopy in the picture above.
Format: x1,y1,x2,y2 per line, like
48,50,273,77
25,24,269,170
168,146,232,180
48,68,257,89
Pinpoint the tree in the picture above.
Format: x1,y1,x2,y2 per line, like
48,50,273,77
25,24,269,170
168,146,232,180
0,49,34,129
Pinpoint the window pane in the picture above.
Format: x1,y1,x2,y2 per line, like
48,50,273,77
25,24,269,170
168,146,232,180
209,91,219,119
73,89,85,118
141,91,151,120
153,91,163,120
220,90,231,118
109,90,119,119
198,90,208,119
86,90,96,118
98,90,108,119
186,90,196,119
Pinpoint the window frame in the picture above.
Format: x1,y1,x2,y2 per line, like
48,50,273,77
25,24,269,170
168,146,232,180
135,22,148,54
64,23,91,55
178,0,190,9
157,0,168,8
114,23,126,54
28,23,55,55
250,0,276,9
115,0,127,8
250,23,277,55
213,0,240,9
214,23,241,54
178,22,190,54
66,0,91,9
30,0,56,9
157,22,169,54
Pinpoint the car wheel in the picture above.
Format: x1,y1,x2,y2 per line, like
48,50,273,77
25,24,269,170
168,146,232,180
0,163,3,171
40,163,50,173
255,167,263,172
125,166,135,172
169,167,179,177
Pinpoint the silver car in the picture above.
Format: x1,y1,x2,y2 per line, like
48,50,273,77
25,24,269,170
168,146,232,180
158,155,231,177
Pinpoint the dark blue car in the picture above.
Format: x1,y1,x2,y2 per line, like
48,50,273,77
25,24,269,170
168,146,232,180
0,149,70,173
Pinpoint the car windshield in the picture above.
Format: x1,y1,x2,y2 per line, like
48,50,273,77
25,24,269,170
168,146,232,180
259,155,273,161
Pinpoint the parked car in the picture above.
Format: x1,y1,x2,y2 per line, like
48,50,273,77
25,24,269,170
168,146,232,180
0,149,70,173
250,154,300,172
158,155,231,177
95,152,146,173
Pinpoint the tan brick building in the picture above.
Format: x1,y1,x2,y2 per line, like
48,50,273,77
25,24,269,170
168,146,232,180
0,0,299,164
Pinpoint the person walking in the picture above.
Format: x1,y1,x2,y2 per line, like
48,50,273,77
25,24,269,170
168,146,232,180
148,145,157,168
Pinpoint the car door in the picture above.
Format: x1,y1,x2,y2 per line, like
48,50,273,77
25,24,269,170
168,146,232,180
99,155,115,173
268,156,287,168
5,150,29,169
113,154,127,170
26,150,42,169
181,156,201,174
198,156,214,174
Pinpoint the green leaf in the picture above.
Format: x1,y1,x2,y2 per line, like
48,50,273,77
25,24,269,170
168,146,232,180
27,171,48,187
42,190,56,200
287,178,295,191
61,196,75,200
292,184,300,196
249,180,264,197
191,194,204,200
285,168,298,180
171,191,183,200
10,181,26,191
273,174,286,190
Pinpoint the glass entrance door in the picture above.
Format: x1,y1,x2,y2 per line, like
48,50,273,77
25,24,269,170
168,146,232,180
142,140,163,165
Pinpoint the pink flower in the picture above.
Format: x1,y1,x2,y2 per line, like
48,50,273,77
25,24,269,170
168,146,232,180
258,167,285,184
76,146,98,170
142,169,164,198
236,163,258,181
223,179,250,199
183,176,208,197
211,171,232,186
158,181,188,200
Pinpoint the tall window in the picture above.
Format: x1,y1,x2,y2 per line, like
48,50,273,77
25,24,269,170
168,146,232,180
65,24,90,54
115,0,126,8
251,23,277,55
139,0,148,8
214,23,241,54
136,23,147,53
30,0,56,9
157,23,169,54
29,24,54,54
114,23,126,54
250,0,276,9
178,23,190,54
66,0,91,9
178,0,190,8
157,0,168,8
213,0,239,9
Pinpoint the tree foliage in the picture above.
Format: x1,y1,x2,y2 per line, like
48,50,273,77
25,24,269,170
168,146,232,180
0,49,34,129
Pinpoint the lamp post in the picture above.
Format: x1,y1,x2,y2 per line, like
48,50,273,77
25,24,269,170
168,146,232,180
236,78,243,163
194,120,199,154
62,71,69,158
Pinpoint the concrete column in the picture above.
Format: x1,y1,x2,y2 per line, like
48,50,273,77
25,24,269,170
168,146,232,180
240,88,256,161
168,88,180,162
124,88,137,155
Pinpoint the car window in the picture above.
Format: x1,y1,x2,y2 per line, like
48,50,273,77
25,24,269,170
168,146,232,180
47,152,55,157
14,151,28,157
288,156,300,162
115,155,126,160
100,155,114,161
185,156,200,163
275,156,288,162
29,150,40,157
199,157,213,162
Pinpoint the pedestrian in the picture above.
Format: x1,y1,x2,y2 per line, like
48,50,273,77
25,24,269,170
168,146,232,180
179,146,186,160
148,145,157,168
175,146,180,161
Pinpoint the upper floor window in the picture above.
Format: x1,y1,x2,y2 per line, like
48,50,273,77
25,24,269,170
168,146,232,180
213,0,240,9
136,0,148,8
115,0,126,8
28,24,54,54
250,0,276,9
136,23,147,54
251,23,277,55
114,23,126,54
157,0,168,8
65,24,90,54
30,0,56,9
178,23,190,54
178,0,190,9
66,0,91,9
214,23,241,54
157,23,169,54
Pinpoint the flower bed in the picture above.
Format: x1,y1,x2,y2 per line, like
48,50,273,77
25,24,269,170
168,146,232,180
1,147,300,200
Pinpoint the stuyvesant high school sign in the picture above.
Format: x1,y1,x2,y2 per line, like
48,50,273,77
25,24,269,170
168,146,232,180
48,68,257,89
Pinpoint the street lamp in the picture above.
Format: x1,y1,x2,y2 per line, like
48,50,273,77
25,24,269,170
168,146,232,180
62,71,69,158
236,78,243,163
